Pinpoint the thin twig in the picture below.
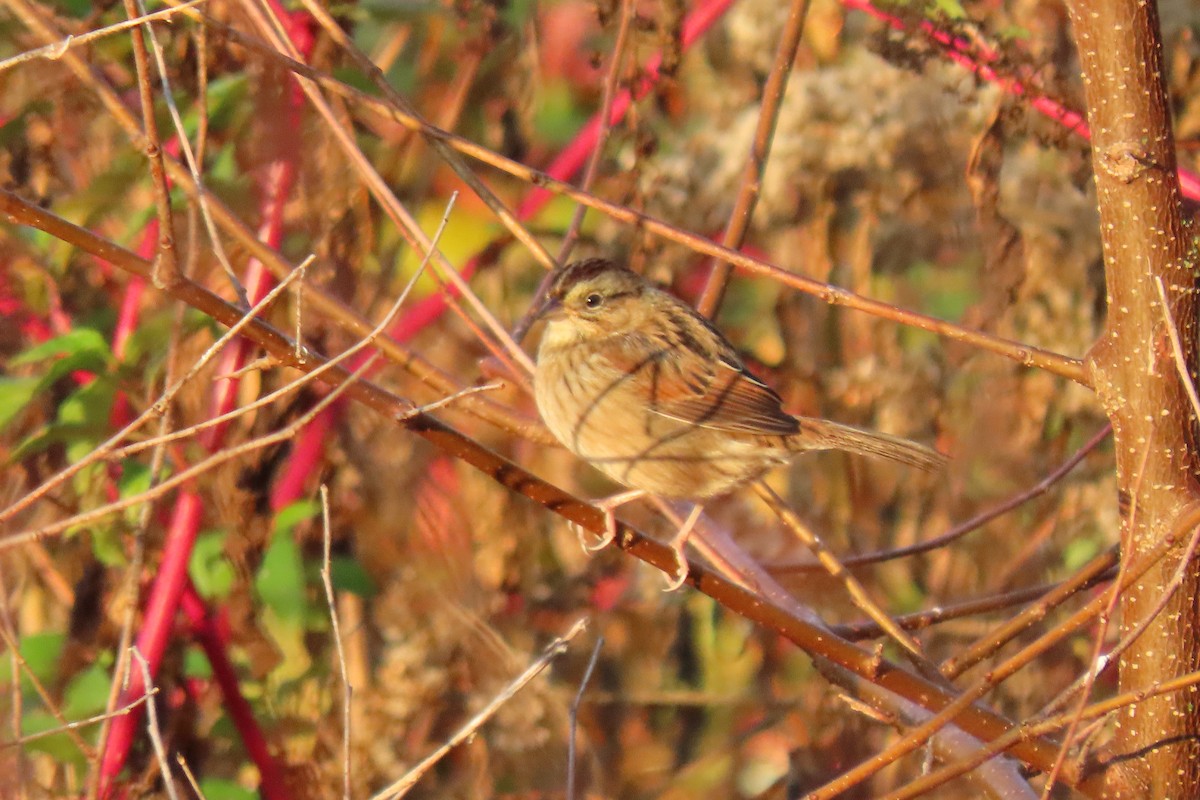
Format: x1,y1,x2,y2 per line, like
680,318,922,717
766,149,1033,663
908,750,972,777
92,291,189,796
0,563,27,796
320,485,352,800
696,0,811,317
123,0,180,288
755,481,936,671
175,753,207,799
773,424,1111,572
291,0,558,276
108,195,453,461
0,0,208,74
882,657,1200,798
829,562,1115,640
0,224,462,550
0,610,95,759
938,546,1119,680
803,505,1200,799
132,649,180,800
244,0,536,378
133,0,246,304
370,618,589,800
567,635,603,800
1,689,159,748
557,0,633,264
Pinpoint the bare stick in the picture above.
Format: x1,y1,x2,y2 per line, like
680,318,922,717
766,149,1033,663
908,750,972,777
1156,276,1200,416
93,295,189,793
3,689,159,748
557,0,632,264
291,0,558,274
175,753,206,799
830,559,1115,640
370,618,589,800
884,664,1200,799
395,382,503,421
133,0,245,305
1,343,378,549
567,635,604,800
123,0,180,288
0,607,95,759
696,0,811,317
775,425,1111,571
112,195,456,460
132,649,180,800
320,485,352,800
5,193,451,547
0,0,208,74
0,563,26,795
754,482,934,670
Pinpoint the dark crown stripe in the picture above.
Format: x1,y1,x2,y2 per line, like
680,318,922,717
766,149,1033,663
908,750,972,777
552,258,628,296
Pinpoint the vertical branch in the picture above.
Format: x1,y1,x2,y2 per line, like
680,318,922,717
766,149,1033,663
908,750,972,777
695,0,811,317
1066,1,1200,796
122,0,178,287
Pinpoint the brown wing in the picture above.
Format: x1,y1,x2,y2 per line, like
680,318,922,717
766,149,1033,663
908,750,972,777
603,332,800,436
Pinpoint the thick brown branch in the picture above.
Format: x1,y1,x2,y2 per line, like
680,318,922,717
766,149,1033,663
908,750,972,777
1067,1,1200,795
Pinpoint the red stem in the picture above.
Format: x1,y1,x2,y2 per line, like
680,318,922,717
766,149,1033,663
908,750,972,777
97,491,202,787
180,584,290,800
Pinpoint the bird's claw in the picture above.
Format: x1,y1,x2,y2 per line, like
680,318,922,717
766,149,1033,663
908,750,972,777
571,510,619,554
583,511,618,552
661,542,689,592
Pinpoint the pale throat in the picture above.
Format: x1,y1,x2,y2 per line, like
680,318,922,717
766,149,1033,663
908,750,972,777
537,318,591,354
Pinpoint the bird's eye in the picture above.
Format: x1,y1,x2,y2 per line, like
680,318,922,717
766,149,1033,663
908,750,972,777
584,293,603,309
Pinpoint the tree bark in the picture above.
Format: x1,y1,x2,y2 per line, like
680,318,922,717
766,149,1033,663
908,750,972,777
1066,1,1200,796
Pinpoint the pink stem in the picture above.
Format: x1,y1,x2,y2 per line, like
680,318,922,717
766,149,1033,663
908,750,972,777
97,491,202,788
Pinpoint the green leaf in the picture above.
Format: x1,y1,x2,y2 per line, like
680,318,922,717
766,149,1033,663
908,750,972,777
0,376,41,429
330,556,377,597
0,632,64,690
928,0,967,19
61,378,117,464
1063,536,1102,571
256,530,306,623
11,328,111,367
115,459,162,532
62,665,110,718
273,499,321,536
184,647,214,680
20,711,89,766
190,530,235,600
198,778,257,800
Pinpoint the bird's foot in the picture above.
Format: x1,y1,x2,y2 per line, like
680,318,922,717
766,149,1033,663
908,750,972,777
579,510,618,553
661,504,704,592
576,489,647,554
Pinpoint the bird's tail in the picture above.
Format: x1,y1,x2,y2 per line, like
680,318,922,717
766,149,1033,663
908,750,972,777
792,417,946,472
